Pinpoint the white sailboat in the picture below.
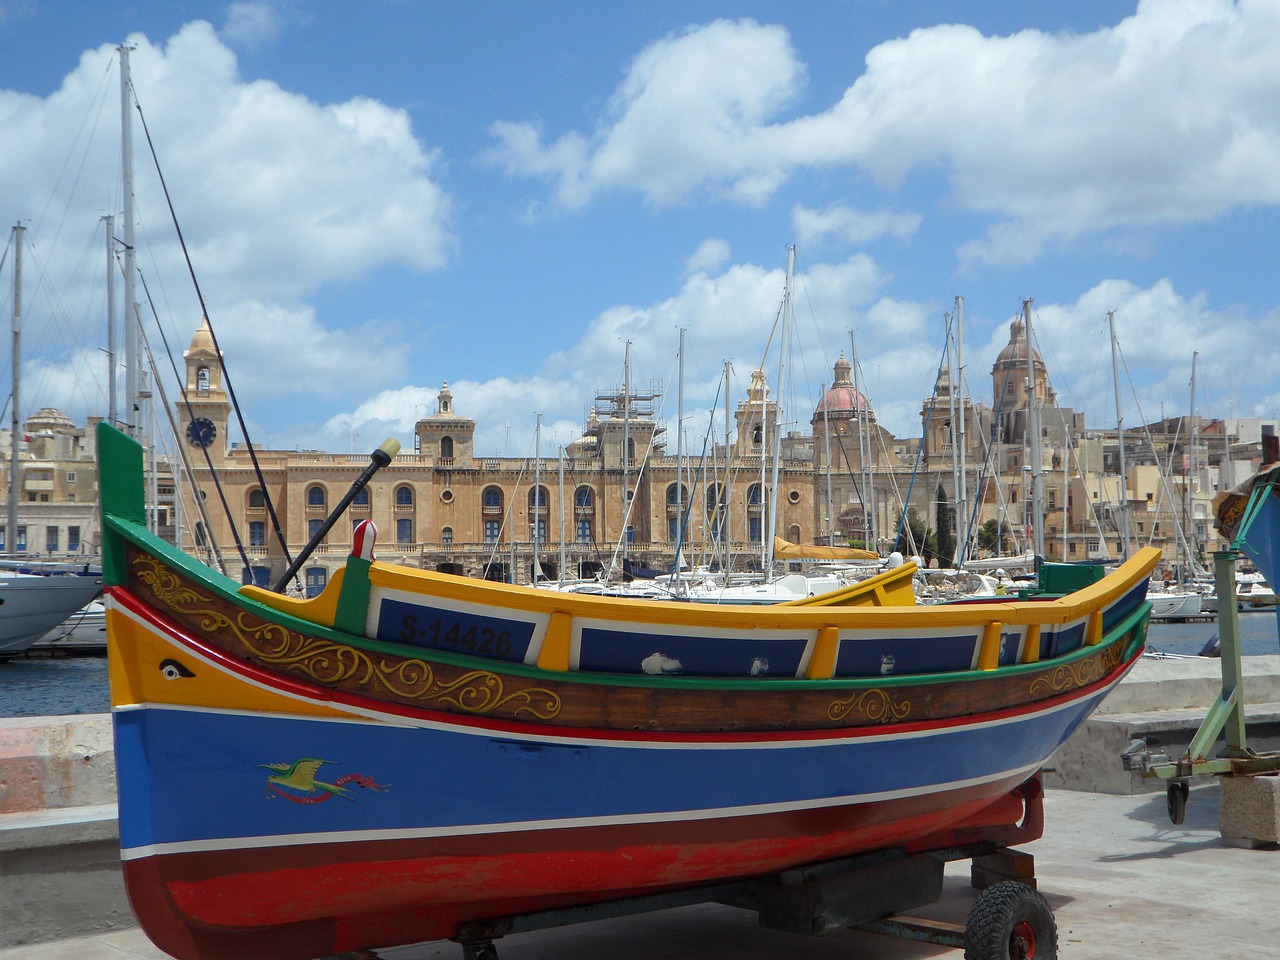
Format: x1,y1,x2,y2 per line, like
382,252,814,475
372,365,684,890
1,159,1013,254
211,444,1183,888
1,224,104,657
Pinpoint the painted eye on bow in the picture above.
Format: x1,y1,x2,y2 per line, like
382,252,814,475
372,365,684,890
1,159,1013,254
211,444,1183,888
159,659,195,680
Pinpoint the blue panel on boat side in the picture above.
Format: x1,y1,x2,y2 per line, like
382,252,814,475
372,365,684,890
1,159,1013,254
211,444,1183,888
375,597,533,663
834,633,979,677
576,627,807,676
1040,623,1085,659
1101,582,1147,633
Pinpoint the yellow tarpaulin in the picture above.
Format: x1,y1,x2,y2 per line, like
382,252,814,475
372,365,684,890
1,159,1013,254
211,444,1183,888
772,536,879,561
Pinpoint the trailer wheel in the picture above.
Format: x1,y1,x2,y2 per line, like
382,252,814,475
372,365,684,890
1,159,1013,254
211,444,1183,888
1167,780,1189,825
964,880,1057,959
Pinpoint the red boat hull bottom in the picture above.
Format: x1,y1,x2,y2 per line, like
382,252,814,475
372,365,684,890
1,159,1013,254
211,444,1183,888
123,777,1041,960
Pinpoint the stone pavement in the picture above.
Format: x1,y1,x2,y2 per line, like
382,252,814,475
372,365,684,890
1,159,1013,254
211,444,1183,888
3,781,1276,960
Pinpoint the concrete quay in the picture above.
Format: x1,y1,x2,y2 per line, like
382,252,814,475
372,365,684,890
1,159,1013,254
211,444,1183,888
4,655,1280,958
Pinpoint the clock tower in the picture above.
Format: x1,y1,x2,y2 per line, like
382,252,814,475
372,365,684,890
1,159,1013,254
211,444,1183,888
179,317,230,464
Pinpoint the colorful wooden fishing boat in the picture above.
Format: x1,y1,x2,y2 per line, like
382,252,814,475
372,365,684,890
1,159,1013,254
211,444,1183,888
98,423,1159,960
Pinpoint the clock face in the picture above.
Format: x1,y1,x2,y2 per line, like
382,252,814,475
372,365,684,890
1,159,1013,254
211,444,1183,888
186,417,217,448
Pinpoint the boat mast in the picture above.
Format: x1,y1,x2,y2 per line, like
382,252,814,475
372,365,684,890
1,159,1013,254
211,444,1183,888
1108,310,1131,559
1023,299,1045,559
676,326,685,584
765,245,795,573
851,330,874,551
103,215,117,427
722,361,732,568
945,311,960,564
954,296,968,565
621,340,631,567
821,381,833,545
533,412,541,582
1188,350,1199,578
119,44,140,439
8,225,23,557
558,444,567,582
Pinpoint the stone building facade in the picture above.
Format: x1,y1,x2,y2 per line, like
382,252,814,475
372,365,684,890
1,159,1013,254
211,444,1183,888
5,318,1276,593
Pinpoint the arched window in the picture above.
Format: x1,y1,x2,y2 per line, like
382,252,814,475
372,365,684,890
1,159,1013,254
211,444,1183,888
441,526,453,546
752,424,762,445
528,485,548,510
440,436,454,459
483,487,503,509
352,488,369,507
747,483,763,505
248,488,265,509
306,485,326,509
574,486,594,508
395,485,414,507
665,483,687,505
196,367,210,394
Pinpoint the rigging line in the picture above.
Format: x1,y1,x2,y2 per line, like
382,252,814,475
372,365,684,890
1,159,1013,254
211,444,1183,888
136,268,240,576
131,90,294,571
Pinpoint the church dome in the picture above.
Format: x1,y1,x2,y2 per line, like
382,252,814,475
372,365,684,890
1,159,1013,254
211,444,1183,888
24,407,75,434
814,354,873,419
995,317,1044,367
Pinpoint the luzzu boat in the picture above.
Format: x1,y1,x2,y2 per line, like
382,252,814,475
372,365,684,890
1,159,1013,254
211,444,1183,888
98,423,1160,960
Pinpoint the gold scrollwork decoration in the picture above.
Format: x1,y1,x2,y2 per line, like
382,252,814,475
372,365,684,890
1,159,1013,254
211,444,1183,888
129,555,562,720
827,688,912,724
1028,642,1125,697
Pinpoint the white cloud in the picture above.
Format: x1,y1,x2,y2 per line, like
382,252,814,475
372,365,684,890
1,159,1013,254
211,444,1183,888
793,203,921,250
220,2,283,51
0,21,454,424
487,19,805,208
490,3,1280,263
685,238,731,276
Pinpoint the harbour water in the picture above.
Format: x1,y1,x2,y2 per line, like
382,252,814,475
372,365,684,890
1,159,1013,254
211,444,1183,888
1,610,1276,719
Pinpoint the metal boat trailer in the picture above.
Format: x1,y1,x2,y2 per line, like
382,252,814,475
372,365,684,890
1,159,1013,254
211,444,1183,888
1123,548,1280,823
432,775,1056,960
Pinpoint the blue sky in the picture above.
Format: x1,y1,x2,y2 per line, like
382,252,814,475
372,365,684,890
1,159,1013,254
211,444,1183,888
2,0,1278,460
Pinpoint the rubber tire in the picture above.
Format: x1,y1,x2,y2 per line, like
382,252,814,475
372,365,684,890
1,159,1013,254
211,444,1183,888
964,880,1057,959
1167,780,1189,825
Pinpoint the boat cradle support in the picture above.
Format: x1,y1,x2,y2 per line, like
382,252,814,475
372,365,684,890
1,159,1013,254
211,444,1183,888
1122,548,1280,823
450,779,1049,959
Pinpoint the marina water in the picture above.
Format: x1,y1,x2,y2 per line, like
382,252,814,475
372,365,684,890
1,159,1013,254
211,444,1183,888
2,612,1277,720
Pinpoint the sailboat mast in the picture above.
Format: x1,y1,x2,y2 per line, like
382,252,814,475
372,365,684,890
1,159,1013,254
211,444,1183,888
765,245,795,572
676,326,685,579
8,224,23,555
1188,350,1199,577
822,381,833,545
946,312,960,564
1108,310,1131,559
955,296,968,564
103,215,117,427
119,44,140,438
533,412,541,581
1023,299,1045,558
722,361,732,564
851,330,873,551
621,340,631,566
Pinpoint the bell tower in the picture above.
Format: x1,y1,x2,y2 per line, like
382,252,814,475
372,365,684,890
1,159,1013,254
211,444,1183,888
178,317,231,463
